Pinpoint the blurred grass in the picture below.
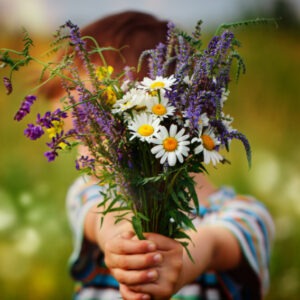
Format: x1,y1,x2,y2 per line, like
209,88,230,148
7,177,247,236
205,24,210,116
209,26,300,300
0,24,299,299
0,35,77,299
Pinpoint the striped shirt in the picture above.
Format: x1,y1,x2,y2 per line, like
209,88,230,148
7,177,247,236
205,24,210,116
66,176,275,300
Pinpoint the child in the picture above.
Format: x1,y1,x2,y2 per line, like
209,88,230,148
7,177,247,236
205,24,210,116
44,11,275,300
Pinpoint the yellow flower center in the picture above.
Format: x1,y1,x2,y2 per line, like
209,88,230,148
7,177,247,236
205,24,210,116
202,134,215,151
150,81,165,89
163,137,178,152
149,90,158,96
123,101,132,108
138,124,154,136
152,104,167,116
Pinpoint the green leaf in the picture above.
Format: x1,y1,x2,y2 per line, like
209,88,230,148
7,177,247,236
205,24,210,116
215,17,279,36
132,215,145,240
170,190,184,210
178,212,196,232
180,241,195,264
173,230,192,241
136,212,150,222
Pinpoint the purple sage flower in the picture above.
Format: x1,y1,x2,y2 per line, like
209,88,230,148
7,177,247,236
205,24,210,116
14,95,37,121
36,109,67,128
3,77,12,95
44,150,58,162
75,155,95,171
24,124,44,140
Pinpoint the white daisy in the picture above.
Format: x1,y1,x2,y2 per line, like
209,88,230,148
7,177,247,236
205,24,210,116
151,124,190,166
128,113,161,142
138,75,177,91
192,127,223,166
146,96,176,120
112,88,150,114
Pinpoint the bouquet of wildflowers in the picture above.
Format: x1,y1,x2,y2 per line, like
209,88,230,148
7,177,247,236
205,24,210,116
1,20,252,250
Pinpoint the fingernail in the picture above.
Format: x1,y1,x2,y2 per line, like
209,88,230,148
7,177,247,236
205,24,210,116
142,295,150,300
147,242,156,251
153,253,162,263
147,270,157,280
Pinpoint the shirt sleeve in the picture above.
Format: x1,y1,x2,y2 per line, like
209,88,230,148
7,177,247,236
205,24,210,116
200,187,275,297
65,175,104,268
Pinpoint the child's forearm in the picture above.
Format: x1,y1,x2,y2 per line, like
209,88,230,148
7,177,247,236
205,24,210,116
178,224,242,289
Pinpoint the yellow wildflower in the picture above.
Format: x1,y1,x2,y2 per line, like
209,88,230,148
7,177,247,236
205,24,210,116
96,65,114,80
101,85,117,106
46,120,64,139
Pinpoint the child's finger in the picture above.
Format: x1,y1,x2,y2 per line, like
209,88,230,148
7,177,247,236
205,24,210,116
112,267,158,285
120,284,151,300
106,235,157,255
107,251,163,270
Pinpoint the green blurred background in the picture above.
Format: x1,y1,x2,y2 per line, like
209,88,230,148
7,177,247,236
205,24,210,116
0,1,300,299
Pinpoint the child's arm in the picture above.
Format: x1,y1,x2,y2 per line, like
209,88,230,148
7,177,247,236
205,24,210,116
82,174,274,300
100,194,274,300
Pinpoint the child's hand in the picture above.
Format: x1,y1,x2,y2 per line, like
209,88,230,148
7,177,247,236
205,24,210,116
104,231,163,285
127,233,184,300
104,231,184,300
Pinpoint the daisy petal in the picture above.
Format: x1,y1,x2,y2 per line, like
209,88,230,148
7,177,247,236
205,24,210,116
167,152,177,166
170,124,177,137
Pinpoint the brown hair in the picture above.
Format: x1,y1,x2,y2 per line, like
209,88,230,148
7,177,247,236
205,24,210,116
42,11,169,99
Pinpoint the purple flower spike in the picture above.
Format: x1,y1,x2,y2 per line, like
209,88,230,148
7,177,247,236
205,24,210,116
75,155,95,171
3,77,12,95
24,124,44,140
44,150,58,162
14,95,37,121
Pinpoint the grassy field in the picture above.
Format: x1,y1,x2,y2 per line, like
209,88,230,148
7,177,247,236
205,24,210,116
0,24,299,299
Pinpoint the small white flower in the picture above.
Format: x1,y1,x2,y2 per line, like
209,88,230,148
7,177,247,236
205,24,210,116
128,113,161,142
192,127,223,166
146,96,176,120
174,110,187,127
221,112,235,133
151,124,190,166
139,75,177,91
112,88,150,114
120,79,131,92
184,112,210,129
221,88,230,104
198,113,210,128
183,75,193,85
